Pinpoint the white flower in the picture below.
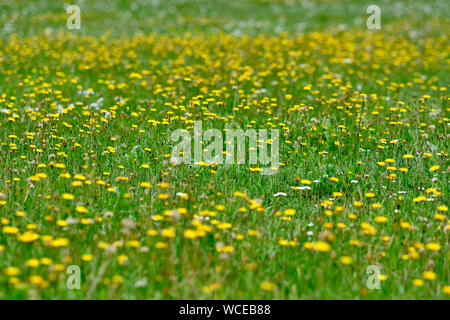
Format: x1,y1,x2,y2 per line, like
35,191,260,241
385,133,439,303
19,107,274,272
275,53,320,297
135,277,148,288
273,192,287,197
292,186,311,190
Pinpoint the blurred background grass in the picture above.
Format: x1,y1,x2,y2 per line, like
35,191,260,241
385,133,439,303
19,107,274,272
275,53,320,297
0,0,448,37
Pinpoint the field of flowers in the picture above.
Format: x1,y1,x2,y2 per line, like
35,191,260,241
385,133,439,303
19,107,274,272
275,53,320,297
0,0,448,299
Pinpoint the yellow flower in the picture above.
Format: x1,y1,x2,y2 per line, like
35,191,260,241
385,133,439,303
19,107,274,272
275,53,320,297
18,232,39,243
425,243,441,251
361,222,376,235
443,286,450,295
15,211,25,217
97,241,108,249
118,255,128,265
3,226,19,234
217,222,232,229
140,182,151,188
284,209,296,216
29,275,48,287
51,238,70,247
374,216,387,223
379,274,387,281
312,241,331,252
26,259,40,267
62,193,74,200
216,245,234,253
340,256,352,265
400,221,411,229
429,165,440,172
183,229,198,239
202,282,221,294
112,275,123,284
159,182,169,189
423,271,436,280
260,281,275,292
54,264,65,271
126,240,140,247
4,267,20,276
81,254,94,262
353,201,363,207
413,196,426,202
412,279,424,287
75,205,88,213
161,228,175,238
73,174,86,180
57,220,67,227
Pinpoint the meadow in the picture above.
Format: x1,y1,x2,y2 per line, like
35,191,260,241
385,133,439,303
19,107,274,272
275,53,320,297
0,0,448,299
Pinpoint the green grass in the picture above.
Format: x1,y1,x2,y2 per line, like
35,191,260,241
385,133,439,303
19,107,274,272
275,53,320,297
0,0,448,299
